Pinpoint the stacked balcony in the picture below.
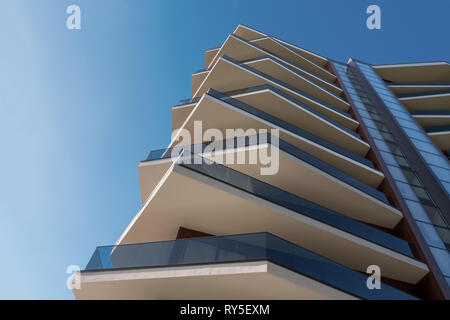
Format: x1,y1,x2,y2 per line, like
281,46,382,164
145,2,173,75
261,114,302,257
73,25,433,300
373,62,450,156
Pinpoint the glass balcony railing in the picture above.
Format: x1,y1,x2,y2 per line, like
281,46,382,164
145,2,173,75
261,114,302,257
410,110,450,116
397,89,450,99
423,124,450,134
179,154,416,259
193,67,211,74
142,133,386,205
84,232,417,300
174,97,201,107
145,134,263,162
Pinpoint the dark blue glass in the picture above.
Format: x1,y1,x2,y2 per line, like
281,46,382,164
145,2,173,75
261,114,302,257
84,232,417,300
423,124,450,133
174,97,201,107
180,156,416,258
142,133,387,205
397,89,450,99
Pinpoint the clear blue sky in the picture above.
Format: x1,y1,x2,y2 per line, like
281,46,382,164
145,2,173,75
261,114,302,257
0,0,448,299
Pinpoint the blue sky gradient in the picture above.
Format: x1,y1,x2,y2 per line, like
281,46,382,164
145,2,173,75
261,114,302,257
0,0,448,299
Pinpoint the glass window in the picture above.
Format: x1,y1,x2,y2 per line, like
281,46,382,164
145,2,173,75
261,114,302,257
420,151,450,168
373,138,390,152
365,105,378,113
352,101,366,110
390,110,412,121
350,95,363,104
442,181,450,194
360,97,372,105
388,165,408,183
362,117,378,129
404,128,429,142
380,131,396,142
368,127,383,140
411,138,441,155
417,222,447,249
386,141,403,156
435,227,450,251
394,155,411,168
397,118,421,131
429,247,450,277
422,204,448,228
364,74,384,83
401,168,423,187
370,113,384,121
346,88,357,95
380,151,399,166
384,102,405,112
358,109,371,118
369,78,388,87
405,200,431,223
411,185,431,201
373,83,391,92
429,166,450,183
378,93,399,104
395,181,418,201
374,121,391,133
373,82,391,90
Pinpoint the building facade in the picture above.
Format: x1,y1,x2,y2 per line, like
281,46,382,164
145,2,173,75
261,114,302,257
73,25,450,300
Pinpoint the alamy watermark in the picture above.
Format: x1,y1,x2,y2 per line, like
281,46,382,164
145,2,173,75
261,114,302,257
66,5,81,30
366,5,381,30
366,265,381,290
170,121,280,175
66,265,81,290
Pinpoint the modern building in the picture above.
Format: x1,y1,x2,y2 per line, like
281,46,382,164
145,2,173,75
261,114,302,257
72,25,450,300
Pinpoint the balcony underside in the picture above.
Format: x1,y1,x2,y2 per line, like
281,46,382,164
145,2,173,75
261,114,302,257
75,231,419,300
192,71,209,96
232,24,329,68
139,143,395,228
204,47,220,69
170,93,381,186
192,56,356,129
399,93,450,111
226,55,346,111
249,37,336,83
125,161,428,283
412,113,450,127
389,83,450,95
172,103,197,132
428,130,450,150
229,86,361,150
74,261,359,300
175,86,363,154
373,62,450,83
232,24,268,41
243,57,347,110
203,34,340,95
